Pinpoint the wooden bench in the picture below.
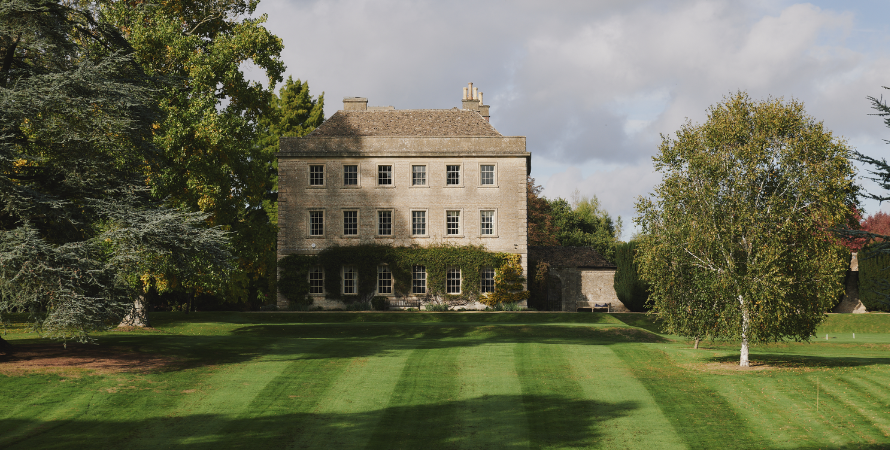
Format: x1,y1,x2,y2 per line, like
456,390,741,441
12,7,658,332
592,303,611,312
388,299,421,308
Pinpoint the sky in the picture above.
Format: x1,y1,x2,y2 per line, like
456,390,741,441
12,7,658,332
244,0,890,240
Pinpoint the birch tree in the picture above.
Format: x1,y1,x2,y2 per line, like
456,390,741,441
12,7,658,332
635,92,856,366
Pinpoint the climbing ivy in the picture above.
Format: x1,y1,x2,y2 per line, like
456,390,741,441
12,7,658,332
278,244,524,304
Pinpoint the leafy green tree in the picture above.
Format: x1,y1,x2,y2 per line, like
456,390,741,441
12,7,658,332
256,76,325,226
0,0,231,344
99,0,285,305
549,195,621,261
635,92,856,366
527,177,559,246
613,241,649,312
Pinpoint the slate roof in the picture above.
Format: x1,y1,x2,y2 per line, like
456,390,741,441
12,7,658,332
528,246,616,269
307,109,502,137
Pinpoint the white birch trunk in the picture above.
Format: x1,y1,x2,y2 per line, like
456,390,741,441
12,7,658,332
739,294,749,367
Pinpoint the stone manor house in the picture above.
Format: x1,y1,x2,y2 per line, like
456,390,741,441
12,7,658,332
277,83,626,311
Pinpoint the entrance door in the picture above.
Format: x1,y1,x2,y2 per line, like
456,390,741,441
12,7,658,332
545,275,563,311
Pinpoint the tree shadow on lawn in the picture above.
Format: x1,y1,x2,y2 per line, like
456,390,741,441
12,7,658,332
708,352,890,369
225,323,669,361
149,311,627,328
0,395,640,449
1,323,668,373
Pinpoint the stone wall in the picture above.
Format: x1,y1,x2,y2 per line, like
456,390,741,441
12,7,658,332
549,268,628,312
277,138,529,309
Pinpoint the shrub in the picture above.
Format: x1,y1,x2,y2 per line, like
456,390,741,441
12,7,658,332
614,241,650,312
371,296,389,311
346,301,371,311
259,304,278,311
425,302,448,312
859,244,890,312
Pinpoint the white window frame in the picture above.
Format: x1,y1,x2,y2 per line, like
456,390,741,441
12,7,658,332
377,164,394,187
480,209,496,237
377,265,393,295
411,209,428,237
445,163,462,187
377,209,393,236
342,266,357,295
308,210,324,237
479,163,497,187
445,209,462,236
342,209,359,237
412,265,426,295
309,267,324,295
480,267,495,294
308,164,325,187
342,163,360,188
446,268,461,294
411,164,428,187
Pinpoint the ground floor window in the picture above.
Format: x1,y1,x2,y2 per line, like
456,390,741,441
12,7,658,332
378,265,393,294
309,267,324,294
446,268,461,294
412,265,426,294
480,268,495,293
343,267,357,294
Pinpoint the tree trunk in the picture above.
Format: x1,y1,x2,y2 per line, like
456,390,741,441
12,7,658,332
694,337,700,349
739,295,749,367
0,335,12,355
119,291,151,328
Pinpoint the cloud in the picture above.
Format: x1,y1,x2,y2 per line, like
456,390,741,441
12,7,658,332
250,0,890,230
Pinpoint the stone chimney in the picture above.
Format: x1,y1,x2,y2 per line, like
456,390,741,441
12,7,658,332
461,82,490,122
343,97,368,111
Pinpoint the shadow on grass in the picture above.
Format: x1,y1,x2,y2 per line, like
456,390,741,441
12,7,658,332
1,323,669,373
148,311,627,328
708,352,890,368
608,312,666,334
0,395,638,449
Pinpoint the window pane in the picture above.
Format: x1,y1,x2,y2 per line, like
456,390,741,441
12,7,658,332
446,268,461,294
481,268,495,293
446,210,460,235
446,165,460,185
412,165,426,186
480,210,494,235
378,210,392,235
309,165,324,186
412,210,426,235
343,210,358,235
378,266,392,294
412,265,426,294
378,165,392,185
343,267,356,294
310,211,324,236
343,165,358,185
309,267,324,294
480,165,494,185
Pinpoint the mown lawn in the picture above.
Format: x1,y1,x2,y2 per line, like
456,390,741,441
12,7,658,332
1,312,889,449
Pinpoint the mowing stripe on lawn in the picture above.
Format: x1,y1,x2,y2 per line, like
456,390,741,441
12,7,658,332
288,338,419,449
453,342,529,449
364,344,462,449
563,344,685,449
515,341,621,449
612,344,763,449
114,337,340,449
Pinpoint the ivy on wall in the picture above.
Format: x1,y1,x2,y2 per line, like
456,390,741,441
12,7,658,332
278,244,526,304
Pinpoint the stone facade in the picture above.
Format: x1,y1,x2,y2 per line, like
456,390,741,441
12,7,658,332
528,246,627,312
277,84,530,309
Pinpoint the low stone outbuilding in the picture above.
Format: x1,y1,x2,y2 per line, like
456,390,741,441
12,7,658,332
528,246,628,312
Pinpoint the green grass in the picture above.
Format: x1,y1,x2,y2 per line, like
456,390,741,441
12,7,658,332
2,312,890,449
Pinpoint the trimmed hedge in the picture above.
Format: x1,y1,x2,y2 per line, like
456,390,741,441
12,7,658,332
859,244,890,312
613,241,649,312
